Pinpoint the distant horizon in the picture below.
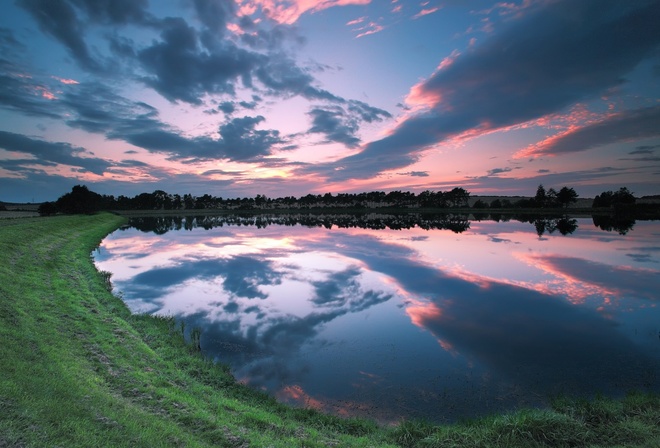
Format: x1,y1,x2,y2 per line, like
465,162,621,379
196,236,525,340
2,1,659,203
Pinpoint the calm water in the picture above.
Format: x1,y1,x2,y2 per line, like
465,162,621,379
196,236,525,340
94,214,660,423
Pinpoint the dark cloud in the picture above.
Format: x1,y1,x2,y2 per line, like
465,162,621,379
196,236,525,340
486,167,512,176
192,0,233,35
311,267,362,306
18,0,154,73
61,82,158,133
618,156,660,162
238,99,258,110
17,0,100,71
255,56,342,102
217,101,236,114
307,101,390,148
632,144,660,153
221,256,282,299
138,17,261,104
308,106,361,148
398,171,429,177
118,255,282,302
0,130,111,174
308,0,660,180
520,106,660,157
347,100,392,123
59,82,283,161
69,0,151,25
0,61,63,119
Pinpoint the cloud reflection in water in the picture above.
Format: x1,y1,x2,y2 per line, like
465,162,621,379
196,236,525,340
95,218,660,423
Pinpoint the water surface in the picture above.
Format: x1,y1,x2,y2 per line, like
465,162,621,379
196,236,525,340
94,215,660,423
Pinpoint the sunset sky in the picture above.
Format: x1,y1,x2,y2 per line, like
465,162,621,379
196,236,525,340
1,0,659,202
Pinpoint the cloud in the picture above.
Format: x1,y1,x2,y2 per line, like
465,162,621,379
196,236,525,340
516,106,660,158
355,21,385,38
307,106,361,148
309,0,660,180
398,171,429,177
307,100,391,147
118,255,283,301
413,7,440,20
17,0,100,71
325,232,659,394
218,101,236,114
17,0,152,73
0,61,64,119
220,256,283,299
236,0,372,25
191,0,233,35
57,81,285,162
486,167,513,176
69,0,151,25
115,115,283,162
311,267,362,306
138,17,261,105
530,255,660,301
0,130,111,175
631,144,660,154
254,56,342,101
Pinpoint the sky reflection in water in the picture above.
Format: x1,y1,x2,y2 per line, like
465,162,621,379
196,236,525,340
94,217,660,423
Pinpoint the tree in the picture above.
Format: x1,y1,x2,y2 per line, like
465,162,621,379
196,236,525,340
546,188,558,207
38,201,58,216
446,187,470,208
55,185,104,214
593,187,635,208
183,194,195,209
557,186,578,208
534,184,546,207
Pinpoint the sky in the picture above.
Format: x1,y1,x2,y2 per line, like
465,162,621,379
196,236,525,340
1,0,659,203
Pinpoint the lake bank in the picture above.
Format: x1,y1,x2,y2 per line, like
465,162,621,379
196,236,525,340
2,213,659,447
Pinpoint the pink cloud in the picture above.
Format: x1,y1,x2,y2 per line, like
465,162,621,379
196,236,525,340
413,6,440,19
51,76,79,85
346,16,366,26
515,106,660,159
355,22,384,38
236,0,372,25
32,85,56,100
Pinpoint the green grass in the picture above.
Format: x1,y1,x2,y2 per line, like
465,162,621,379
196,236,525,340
1,213,659,447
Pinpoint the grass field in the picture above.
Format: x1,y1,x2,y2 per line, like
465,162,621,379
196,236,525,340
1,213,658,447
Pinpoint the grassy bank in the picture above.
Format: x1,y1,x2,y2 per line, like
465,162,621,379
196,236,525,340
1,213,658,447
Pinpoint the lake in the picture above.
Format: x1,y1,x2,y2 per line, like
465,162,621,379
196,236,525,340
94,213,660,423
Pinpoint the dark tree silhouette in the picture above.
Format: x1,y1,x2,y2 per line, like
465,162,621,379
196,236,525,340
557,187,578,208
593,187,636,208
534,184,547,207
38,201,58,216
56,185,105,214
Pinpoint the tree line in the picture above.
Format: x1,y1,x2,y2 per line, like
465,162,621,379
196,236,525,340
38,185,472,215
37,184,638,216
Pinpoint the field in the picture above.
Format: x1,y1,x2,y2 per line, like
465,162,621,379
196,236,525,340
1,213,659,447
